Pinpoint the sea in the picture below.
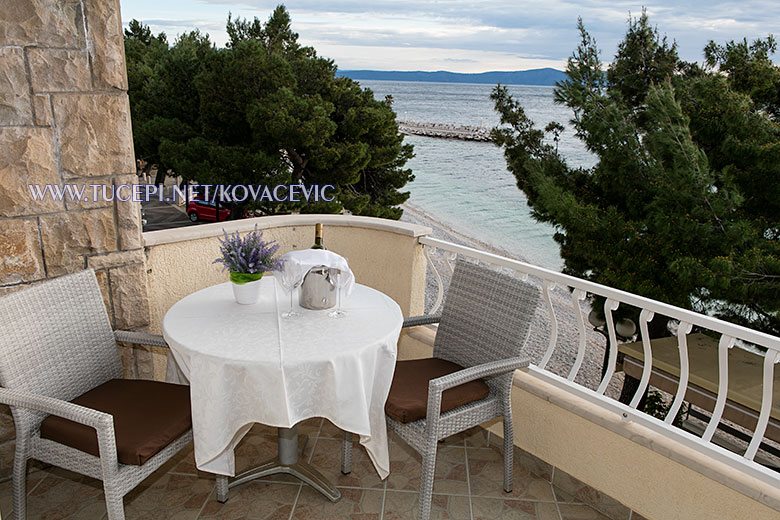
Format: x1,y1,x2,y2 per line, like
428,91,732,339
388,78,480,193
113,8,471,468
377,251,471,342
357,80,596,271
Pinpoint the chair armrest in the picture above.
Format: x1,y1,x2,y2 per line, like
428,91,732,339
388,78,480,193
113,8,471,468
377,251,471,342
429,356,530,393
114,330,168,348
423,356,530,430
403,315,441,328
0,387,113,430
0,386,121,473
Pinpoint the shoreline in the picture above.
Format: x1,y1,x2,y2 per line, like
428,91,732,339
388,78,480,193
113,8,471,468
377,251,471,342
400,202,528,264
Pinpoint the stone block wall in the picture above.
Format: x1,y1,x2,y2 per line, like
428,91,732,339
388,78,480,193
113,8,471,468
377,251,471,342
0,0,150,477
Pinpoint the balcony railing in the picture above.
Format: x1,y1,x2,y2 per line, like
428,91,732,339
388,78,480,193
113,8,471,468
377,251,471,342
141,215,780,516
419,235,780,489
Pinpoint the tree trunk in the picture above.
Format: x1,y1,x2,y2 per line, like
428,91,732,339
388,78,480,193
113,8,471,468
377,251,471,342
618,374,648,409
286,149,308,182
154,167,167,186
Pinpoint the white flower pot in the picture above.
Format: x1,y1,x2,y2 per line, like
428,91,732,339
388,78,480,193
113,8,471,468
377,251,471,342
232,279,262,304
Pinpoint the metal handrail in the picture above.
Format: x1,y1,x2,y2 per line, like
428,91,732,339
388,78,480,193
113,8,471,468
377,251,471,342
418,235,780,472
419,236,780,353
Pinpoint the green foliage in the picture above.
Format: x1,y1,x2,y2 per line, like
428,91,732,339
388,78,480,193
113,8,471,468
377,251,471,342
492,14,780,335
606,9,679,110
704,36,780,119
124,6,413,218
124,20,170,175
643,391,687,427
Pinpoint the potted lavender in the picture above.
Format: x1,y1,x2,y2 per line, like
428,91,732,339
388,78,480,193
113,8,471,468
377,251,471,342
214,226,280,304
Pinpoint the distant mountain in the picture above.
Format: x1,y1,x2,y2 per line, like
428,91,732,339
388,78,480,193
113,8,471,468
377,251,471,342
337,68,567,86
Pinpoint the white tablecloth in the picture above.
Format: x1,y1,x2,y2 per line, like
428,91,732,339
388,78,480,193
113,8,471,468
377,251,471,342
162,277,402,479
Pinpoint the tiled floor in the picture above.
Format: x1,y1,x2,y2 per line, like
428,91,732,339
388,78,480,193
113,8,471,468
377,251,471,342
0,420,612,519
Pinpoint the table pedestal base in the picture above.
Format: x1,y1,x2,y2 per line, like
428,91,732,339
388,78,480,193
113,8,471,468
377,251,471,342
215,426,342,503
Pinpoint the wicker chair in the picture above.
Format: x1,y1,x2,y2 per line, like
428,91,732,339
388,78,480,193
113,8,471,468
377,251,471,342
342,258,540,520
0,270,193,520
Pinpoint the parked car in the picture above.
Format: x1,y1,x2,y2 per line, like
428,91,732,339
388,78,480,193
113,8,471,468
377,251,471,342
186,199,232,222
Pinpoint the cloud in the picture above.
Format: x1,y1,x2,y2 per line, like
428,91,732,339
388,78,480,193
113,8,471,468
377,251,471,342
121,0,780,71
140,18,225,32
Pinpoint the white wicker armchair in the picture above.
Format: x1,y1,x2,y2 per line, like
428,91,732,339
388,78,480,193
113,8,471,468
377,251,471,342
343,258,540,520
0,270,193,520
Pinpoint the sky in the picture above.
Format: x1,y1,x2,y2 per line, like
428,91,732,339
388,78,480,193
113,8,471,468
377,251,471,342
120,0,780,72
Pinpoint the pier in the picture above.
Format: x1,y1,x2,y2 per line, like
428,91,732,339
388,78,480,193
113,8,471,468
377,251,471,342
398,120,491,142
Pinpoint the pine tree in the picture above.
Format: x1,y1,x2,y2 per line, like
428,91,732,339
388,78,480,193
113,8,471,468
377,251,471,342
124,7,413,219
492,12,780,335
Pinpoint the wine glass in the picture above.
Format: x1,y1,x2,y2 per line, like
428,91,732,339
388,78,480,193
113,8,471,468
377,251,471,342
277,258,301,319
328,268,350,318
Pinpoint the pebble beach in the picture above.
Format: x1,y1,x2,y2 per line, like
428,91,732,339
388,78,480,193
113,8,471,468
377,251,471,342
400,202,626,398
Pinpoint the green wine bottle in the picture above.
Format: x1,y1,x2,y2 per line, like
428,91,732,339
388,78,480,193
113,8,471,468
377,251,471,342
311,223,326,249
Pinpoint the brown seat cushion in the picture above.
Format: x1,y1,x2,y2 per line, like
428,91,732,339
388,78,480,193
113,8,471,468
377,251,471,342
40,379,191,466
385,358,490,424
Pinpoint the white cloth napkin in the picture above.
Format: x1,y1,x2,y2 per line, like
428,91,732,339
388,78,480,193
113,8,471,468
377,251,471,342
280,249,355,296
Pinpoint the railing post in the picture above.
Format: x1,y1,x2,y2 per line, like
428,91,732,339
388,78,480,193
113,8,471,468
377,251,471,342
744,350,780,460
665,322,693,424
423,245,444,316
596,299,620,395
567,289,588,381
702,335,735,442
629,309,655,409
538,280,559,370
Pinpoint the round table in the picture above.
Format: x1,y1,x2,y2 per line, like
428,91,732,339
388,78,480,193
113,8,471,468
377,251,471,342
163,276,402,502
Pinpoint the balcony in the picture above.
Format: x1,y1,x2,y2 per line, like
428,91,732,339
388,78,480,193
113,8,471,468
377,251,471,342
3,0,779,516
3,215,776,519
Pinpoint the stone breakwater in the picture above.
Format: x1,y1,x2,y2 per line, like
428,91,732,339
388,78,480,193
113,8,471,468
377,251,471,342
398,120,491,142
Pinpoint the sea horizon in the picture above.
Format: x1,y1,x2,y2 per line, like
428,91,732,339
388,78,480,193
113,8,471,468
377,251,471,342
338,67,567,87
358,79,595,272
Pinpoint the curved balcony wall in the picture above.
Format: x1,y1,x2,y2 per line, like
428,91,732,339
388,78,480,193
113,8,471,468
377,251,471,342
142,214,430,378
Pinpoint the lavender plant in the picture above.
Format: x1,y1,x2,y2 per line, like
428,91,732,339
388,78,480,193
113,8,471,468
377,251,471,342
213,226,280,284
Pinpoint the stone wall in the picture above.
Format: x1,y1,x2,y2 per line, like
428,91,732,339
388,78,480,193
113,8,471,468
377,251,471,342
0,0,149,477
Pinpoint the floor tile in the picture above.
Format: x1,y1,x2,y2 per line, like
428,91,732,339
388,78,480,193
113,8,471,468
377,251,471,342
234,433,285,471
558,503,613,520
123,471,213,520
199,481,300,520
385,440,469,495
383,490,471,520
22,468,106,520
318,419,346,440
0,480,11,518
308,438,385,489
232,428,313,485
162,444,200,477
438,431,467,447
292,486,383,519
514,447,553,483
0,424,638,520
471,497,561,520
485,436,553,484
249,423,282,438
463,426,492,448
297,418,324,439
552,469,629,520
467,446,556,501
0,467,49,517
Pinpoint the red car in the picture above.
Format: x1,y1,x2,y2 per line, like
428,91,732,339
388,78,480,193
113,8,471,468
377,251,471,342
187,199,232,222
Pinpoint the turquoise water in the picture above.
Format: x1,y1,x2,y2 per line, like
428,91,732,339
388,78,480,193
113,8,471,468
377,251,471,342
358,80,596,271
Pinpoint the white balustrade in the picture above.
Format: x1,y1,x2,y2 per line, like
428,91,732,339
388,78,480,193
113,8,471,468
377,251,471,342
416,235,780,488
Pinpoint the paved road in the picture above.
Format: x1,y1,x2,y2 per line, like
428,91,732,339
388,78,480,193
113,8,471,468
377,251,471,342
142,199,195,232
